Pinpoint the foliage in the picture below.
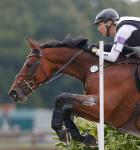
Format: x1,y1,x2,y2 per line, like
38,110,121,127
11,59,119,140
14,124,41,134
56,117,140,150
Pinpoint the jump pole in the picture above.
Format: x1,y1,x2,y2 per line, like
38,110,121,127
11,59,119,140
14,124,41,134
98,41,104,150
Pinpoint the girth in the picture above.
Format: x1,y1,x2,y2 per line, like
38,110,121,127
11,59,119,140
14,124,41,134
135,65,140,92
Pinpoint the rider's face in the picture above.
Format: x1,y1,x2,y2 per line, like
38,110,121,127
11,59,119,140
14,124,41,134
97,21,116,37
97,22,107,37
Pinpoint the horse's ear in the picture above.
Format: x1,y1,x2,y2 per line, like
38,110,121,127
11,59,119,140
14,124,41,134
26,38,40,50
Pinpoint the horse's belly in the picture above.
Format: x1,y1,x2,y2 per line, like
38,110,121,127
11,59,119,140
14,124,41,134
118,102,140,137
106,100,136,127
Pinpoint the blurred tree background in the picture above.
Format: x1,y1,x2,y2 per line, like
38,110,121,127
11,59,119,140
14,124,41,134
0,0,140,108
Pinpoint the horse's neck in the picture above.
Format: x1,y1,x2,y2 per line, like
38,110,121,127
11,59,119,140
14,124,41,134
43,47,98,81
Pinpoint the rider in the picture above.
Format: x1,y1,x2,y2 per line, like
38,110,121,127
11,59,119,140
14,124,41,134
92,8,140,62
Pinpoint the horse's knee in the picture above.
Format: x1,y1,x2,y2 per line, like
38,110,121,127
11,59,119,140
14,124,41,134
55,93,73,107
56,92,68,100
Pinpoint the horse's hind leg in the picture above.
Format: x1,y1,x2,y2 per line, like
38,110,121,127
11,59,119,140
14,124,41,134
51,93,97,146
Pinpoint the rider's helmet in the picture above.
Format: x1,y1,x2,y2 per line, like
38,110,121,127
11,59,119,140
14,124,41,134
94,8,119,25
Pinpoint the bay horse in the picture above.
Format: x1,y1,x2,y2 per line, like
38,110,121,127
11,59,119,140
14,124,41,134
9,37,140,146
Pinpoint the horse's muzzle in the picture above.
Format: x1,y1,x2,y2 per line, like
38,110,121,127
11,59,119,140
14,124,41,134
9,89,19,102
8,88,27,103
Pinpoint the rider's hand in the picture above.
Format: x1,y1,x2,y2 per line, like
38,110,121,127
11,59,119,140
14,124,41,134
92,47,98,54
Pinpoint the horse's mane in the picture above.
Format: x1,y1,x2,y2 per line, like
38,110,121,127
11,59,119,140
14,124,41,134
40,37,88,49
34,37,140,67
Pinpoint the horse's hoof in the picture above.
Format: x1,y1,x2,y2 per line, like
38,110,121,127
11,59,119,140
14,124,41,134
82,133,97,147
57,129,71,143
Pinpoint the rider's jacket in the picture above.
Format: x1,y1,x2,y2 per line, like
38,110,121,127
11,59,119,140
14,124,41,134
97,16,140,62
115,16,140,50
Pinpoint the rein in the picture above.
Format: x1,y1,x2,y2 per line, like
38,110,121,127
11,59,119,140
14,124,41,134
42,49,84,85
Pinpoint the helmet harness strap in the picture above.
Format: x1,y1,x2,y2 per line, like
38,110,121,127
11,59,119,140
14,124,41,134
105,21,114,37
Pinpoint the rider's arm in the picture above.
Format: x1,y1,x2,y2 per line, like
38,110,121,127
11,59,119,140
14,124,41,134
95,44,120,62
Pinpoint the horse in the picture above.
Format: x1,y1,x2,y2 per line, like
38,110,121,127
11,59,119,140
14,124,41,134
9,37,140,146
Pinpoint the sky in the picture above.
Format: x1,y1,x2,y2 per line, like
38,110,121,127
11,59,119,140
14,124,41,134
131,0,139,2
123,0,140,4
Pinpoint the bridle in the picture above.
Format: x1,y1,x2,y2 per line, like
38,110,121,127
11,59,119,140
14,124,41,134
15,47,84,94
15,49,47,93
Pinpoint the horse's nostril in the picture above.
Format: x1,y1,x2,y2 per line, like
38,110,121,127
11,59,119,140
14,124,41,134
9,90,18,102
9,90,16,96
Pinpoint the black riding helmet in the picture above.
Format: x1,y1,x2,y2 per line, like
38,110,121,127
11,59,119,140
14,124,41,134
94,8,119,25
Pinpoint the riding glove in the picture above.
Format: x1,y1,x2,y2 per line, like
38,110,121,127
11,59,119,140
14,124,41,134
92,47,98,54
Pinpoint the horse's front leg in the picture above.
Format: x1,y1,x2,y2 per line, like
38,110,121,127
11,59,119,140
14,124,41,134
51,93,83,143
51,92,98,146
51,94,68,142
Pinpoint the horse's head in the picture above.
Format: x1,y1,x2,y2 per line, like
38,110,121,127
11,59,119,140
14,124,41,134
9,39,49,103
